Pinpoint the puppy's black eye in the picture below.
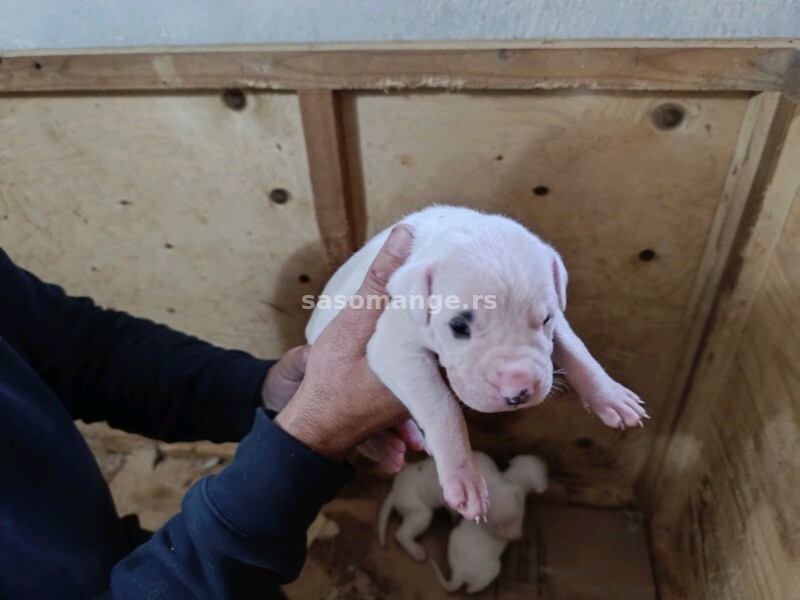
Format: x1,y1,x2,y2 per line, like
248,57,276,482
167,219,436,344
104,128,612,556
543,314,552,326
449,316,471,339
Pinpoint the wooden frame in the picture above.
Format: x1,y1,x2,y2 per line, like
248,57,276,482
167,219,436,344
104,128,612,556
2,40,797,472
3,43,799,595
0,41,798,94
298,89,360,270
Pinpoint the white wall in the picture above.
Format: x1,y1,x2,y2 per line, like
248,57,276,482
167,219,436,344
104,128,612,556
0,0,797,50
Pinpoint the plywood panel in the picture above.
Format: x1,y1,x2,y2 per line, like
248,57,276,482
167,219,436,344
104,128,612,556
0,91,324,357
351,90,750,493
640,92,797,498
646,114,800,599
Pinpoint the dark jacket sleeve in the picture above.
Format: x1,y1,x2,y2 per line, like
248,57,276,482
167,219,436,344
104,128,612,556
0,248,273,442
110,410,354,598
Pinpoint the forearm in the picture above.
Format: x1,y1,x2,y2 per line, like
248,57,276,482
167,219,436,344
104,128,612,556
110,410,353,598
73,316,275,442
0,249,272,441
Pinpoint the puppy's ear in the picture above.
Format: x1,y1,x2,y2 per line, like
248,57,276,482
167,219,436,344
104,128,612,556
505,456,549,494
550,250,568,311
387,260,434,325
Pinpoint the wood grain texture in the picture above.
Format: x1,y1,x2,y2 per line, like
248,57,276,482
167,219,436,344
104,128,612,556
350,89,750,496
298,89,358,271
639,92,796,496
0,44,796,93
1,61,798,599
0,91,324,357
645,104,800,600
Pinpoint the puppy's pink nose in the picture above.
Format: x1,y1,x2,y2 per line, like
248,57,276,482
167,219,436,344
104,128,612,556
505,389,530,406
489,366,537,405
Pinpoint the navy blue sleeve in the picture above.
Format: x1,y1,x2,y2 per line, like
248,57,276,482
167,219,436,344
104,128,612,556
111,410,353,598
0,248,273,442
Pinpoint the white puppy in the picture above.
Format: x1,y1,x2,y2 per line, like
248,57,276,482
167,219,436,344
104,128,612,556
432,455,549,594
306,206,645,519
378,451,547,560
431,519,507,594
484,454,548,541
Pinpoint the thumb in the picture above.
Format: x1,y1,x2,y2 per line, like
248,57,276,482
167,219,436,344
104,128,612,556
358,224,414,300
263,344,311,411
275,344,310,381
337,224,414,337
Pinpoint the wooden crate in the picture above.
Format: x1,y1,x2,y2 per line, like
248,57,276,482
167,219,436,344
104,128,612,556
1,40,798,599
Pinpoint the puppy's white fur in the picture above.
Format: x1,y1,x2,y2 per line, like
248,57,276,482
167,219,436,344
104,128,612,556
432,455,549,594
431,519,507,594
307,206,645,519
483,454,547,541
378,451,547,561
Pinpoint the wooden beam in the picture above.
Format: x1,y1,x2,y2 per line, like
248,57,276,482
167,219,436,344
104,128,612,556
298,89,357,272
0,44,796,94
638,93,800,502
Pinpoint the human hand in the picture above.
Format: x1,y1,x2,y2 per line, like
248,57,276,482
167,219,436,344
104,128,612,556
262,345,309,413
274,225,415,459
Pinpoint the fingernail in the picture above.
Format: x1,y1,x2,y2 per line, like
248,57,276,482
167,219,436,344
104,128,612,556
643,412,652,419
386,225,413,258
639,420,644,428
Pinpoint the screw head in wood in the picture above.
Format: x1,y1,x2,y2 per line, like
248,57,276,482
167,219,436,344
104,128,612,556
639,249,656,262
651,103,685,130
532,186,550,196
269,188,290,204
222,88,247,111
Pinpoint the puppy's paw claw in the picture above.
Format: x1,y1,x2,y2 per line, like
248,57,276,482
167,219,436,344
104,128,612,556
585,379,648,430
441,465,489,522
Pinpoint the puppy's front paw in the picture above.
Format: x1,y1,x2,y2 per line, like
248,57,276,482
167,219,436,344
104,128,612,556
584,378,649,430
357,431,406,473
440,460,489,521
